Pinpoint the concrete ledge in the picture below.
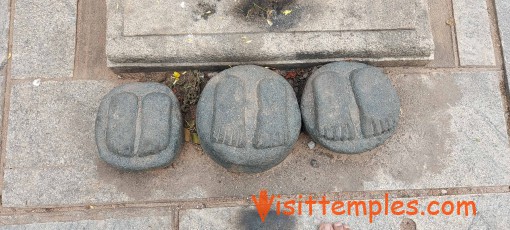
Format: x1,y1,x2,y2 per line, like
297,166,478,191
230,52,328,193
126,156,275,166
106,0,434,71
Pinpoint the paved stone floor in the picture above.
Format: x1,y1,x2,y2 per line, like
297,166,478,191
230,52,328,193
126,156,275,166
0,0,509,229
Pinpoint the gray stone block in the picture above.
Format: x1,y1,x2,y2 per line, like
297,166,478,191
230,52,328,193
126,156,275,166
0,0,8,70
0,75,4,130
0,207,174,229
106,0,434,70
453,0,496,66
301,62,400,153
11,0,76,78
180,193,510,229
96,83,183,171
197,65,301,173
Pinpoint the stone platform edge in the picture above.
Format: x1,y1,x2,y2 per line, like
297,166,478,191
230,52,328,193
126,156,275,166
106,0,435,71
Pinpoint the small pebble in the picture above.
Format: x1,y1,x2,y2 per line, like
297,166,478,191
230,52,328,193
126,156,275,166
310,159,319,168
308,141,316,149
32,79,41,87
441,189,448,195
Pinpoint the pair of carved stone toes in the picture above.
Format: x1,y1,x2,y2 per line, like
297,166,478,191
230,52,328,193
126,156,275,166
361,116,397,138
318,122,356,142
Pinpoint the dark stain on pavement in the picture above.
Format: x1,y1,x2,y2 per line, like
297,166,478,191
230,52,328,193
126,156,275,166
233,0,302,30
240,210,296,230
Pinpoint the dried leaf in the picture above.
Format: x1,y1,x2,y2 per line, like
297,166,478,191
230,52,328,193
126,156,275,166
184,128,191,142
192,133,200,144
285,71,297,79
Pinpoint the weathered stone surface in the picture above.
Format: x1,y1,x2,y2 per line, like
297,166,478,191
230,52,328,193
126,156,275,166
0,75,4,132
0,207,173,229
301,62,400,153
0,0,8,70
179,193,510,229
453,0,496,66
11,0,76,78
3,72,509,208
495,0,510,89
425,0,456,68
96,83,183,171
107,0,434,70
197,65,301,173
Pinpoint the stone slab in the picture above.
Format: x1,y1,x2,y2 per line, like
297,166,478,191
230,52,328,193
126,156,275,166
124,0,415,36
0,0,8,70
3,71,510,208
0,207,173,229
425,0,456,68
179,193,510,229
0,75,5,130
106,0,434,70
495,0,510,89
453,0,496,66
11,0,76,78
74,0,118,80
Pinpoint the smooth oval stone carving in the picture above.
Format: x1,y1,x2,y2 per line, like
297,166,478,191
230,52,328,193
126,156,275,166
197,65,301,173
301,62,400,154
96,83,183,171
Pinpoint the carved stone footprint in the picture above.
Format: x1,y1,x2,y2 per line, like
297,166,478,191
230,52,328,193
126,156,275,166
96,83,183,171
137,92,173,157
106,92,138,157
254,78,288,149
312,71,355,141
197,65,301,173
301,62,400,154
211,75,247,148
350,67,399,138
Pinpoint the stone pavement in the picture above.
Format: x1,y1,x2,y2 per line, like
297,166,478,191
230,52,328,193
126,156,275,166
0,0,509,229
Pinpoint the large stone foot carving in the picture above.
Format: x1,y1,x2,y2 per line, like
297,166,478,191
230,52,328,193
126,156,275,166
254,78,288,149
313,71,356,141
211,75,247,148
96,83,183,171
350,67,399,138
106,92,138,157
197,65,301,173
137,92,173,157
301,62,401,154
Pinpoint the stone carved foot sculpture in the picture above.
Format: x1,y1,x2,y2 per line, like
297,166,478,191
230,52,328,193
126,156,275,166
137,92,173,157
211,75,246,148
197,65,301,173
301,62,400,154
96,83,183,171
106,92,138,157
313,71,356,142
254,78,288,149
350,67,399,138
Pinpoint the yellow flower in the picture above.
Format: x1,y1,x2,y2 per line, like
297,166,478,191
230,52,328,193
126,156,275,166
172,71,181,85
282,10,292,16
